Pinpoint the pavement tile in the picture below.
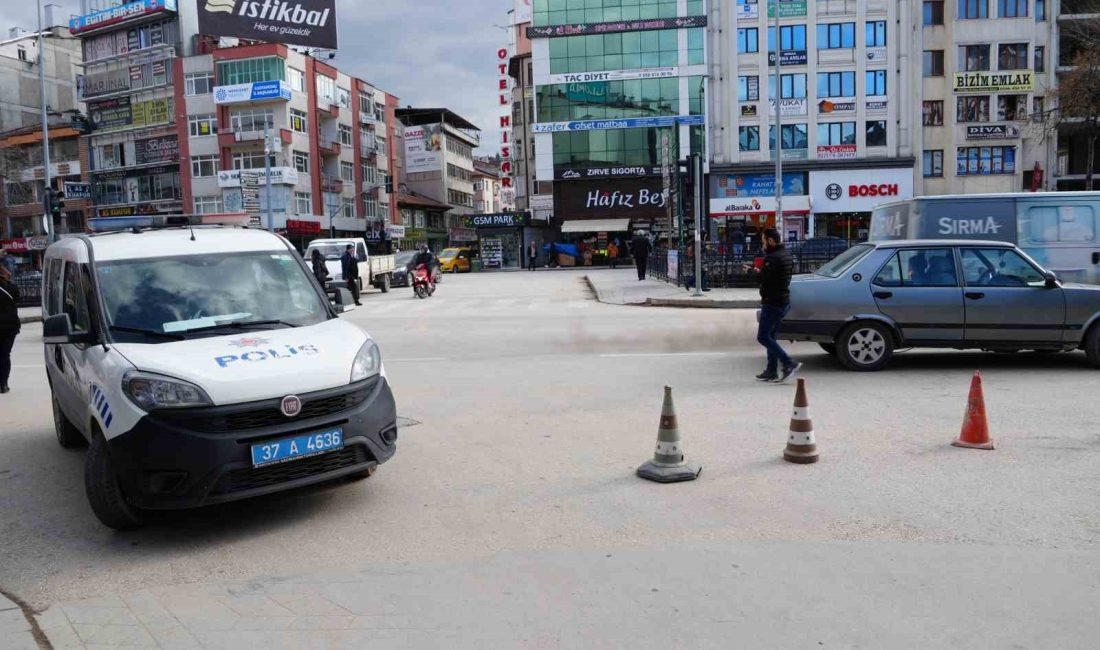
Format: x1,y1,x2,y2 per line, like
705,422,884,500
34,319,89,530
270,592,352,616
63,604,142,626
317,583,386,617
162,597,240,624
0,607,30,634
287,615,358,631
146,623,201,650
72,622,156,646
0,631,39,650
35,606,84,648
230,616,295,631
0,594,19,611
218,594,295,617
120,592,180,629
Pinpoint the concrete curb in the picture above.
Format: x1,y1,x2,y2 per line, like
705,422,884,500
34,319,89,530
0,589,50,649
19,314,42,325
585,274,758,309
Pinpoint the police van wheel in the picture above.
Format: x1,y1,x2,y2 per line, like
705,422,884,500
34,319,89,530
52,393,86,449
349,464,377,481
85,433,144,530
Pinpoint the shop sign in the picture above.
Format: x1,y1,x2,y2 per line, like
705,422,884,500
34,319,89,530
818,99,855,114
70,0,176,34
449,227,478,242
741,104,758,117
736,1,759,19
384,224,405,238
953,71,1034,94
865,98,888,112
216,167,299,188
866,47,888,63
404,123,443,173
667,249,679,281
555,165,660,181
497,47,514,193
548,66,680,85
63,182,92,200
131,98,171,128
465,212,527,228
0,239,28,253
768,50,808,67
88,96,132,129
810,168,913,213
769,98,807,117
966,125,1021,140
80,68,130,99
554,178,669,219
197,0,337,49
529,194,554,211
768,0,807,18
95,203,174,218
817,144,857,160
712,172,807,198
285,219,321,234
515,0,532,24
531,114,703,133
709,195,811,216
527,15,706,38
213,81,291,105
134,135,179,165
92,164,176,181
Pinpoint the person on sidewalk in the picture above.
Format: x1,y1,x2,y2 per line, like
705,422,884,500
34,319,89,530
310,248,330,287
340,244,363,306
745,229,801,383
607,240,619,269
731,226,746,259
527,241,538,271
630,230,651,281
0,266,20,394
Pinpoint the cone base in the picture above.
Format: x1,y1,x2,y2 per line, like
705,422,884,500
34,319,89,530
783,449,819,464
636,460,702,483
952,438,994,450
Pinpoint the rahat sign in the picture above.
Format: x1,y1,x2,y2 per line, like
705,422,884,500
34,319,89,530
198,0,338,50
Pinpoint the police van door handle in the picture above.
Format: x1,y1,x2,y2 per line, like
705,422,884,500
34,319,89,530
54,346,64,371
873,291,893,299
965,292,986,300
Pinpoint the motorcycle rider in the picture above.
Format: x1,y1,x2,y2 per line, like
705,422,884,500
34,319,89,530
412,244,437,290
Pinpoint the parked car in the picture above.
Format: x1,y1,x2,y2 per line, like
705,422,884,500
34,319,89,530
777,239,1100,371
438,247,474,273
392,251,418,287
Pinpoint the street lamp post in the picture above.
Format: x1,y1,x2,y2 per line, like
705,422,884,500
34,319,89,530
773,0,783,239
37,0,54,242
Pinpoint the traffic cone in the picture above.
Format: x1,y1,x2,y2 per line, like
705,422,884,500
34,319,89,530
783,378,819,464
953,371,994,450
636,386,702,483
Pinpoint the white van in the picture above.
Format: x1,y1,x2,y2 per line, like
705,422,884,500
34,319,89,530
41,217,398,529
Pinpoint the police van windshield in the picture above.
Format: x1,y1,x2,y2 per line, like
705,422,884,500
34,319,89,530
96,251,329,342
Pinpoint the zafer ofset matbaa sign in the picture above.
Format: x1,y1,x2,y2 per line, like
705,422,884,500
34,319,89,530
198,0,337,49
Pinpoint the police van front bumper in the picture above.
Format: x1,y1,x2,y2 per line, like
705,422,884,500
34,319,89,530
107,377,397,510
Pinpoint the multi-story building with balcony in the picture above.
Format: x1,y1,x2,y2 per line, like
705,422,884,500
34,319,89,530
1054,0,1100,190
68,0,401,248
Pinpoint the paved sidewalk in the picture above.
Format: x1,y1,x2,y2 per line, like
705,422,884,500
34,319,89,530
0,593,38,649
18,306,41,324
585,268,759,308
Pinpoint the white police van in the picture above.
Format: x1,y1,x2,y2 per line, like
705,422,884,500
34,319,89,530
41,215,397,529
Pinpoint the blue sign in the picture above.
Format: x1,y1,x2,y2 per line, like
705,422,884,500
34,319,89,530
711,172,807,198
213,81,292,105
70,0,176,34
531,114,705,133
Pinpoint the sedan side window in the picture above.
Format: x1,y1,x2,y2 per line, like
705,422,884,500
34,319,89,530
962,248,1046,287
873,253,902,287
897,249,958,287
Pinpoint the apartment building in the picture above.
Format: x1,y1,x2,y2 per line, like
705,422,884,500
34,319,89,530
507,2,554,220
1054,0,1099,190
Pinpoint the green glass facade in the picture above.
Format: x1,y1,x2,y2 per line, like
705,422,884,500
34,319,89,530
553,124,703,168
537,76,704,122
216,57,286,86
533,0,704,27
548,28,704,73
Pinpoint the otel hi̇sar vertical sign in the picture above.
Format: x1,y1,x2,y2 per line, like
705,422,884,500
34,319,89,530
198,0,338,50
496,46,514,200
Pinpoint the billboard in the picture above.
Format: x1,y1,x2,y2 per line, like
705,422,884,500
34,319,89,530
88,97,133,129
404,124,443,173
197,0,338,50
953,71,1034,94
213,81,292,105
70,0,177,34
134,135,179,165
554,178,668,220
528,16,706,38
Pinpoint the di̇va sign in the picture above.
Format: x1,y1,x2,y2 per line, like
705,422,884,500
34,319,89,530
198,0,337,49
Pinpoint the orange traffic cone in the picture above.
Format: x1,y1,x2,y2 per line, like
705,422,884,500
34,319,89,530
952,371,994,450
783,378,819,464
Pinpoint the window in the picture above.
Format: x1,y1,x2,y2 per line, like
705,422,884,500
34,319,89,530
362,163,377,185
817,71,856,98
923,1,945,25
768,124,809,150
316,75,335,105
866,121,888,147
956,146,1016,175
959,0,989,19
1034,45,1045,72
923,101,944,125
229,107,274,133
190,154,219,178
998,43,1028,70
287,67,305,92
960,44,991,71
998,0,1027,18
998,95,1028,121
957,96,991,122
874,249,958,287
293,150,309,173
216,56,285,85
188,114,217,137
739,126,760,151
295,192,312,214
816,23,855,50
738,75,759,101
923,150,944,177
337,86,351,109
363,198,379,219
961,249,1045,287
185,72,214,96
1032,96,1045,121
1036,0,1046,20
923,50,945,76
290,109,308,133
340,161,354,182
818,122,856,146
738,28,759,53
865,70,887,95
865,21,887,48
338,124,353,146
62,262,89,334
767,25,807,52
17,47,27,62
769,73,808,99
1024,206,1095,243
193,195,222,215
232,151,275,170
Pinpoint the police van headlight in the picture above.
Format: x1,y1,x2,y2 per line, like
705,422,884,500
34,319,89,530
122,371,213,411
351,340,381,383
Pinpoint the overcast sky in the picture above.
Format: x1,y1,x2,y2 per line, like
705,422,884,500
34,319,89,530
1,0,510,153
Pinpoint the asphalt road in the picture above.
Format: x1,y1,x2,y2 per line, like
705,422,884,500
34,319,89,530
1,269,1099,646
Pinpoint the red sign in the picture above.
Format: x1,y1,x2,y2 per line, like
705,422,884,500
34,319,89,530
849,183,899,198
497,47,512,190
286,219,321,234
1,239,28,253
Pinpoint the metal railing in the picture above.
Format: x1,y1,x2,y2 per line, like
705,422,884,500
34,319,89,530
648,243,850,289
12,276,41,308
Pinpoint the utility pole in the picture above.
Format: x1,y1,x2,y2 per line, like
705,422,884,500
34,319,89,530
37,0,54,242
773,0,784,239
691,153,703,298
263,125,274,231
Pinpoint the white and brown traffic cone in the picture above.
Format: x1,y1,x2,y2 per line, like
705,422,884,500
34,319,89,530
636,386,702,483
783,378,819,464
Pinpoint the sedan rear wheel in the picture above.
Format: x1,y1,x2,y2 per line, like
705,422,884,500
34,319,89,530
1085,325,1100,368
837,321,894,371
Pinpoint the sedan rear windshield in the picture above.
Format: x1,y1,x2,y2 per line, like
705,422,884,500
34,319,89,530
814,244,874,278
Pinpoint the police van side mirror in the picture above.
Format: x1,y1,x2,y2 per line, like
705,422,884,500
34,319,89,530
1043,271,1059,289
328,287,356,313
43,313,93,344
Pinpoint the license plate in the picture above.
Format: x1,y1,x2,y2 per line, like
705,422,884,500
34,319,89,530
250,428,344,468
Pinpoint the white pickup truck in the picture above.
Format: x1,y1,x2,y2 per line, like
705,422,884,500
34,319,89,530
305,238,396,294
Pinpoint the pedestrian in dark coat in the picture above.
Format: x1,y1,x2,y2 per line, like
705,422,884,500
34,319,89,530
527,241,538,271
630,231,651,281
0,266,20,394
745,228,800,383
310,249,330,287
341,244,363,306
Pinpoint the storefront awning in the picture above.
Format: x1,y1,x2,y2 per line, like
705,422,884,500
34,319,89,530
560,218,632,234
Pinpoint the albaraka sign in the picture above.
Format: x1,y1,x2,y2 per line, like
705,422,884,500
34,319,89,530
497,47,513,195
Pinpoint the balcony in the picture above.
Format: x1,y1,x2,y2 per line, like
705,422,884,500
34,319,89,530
317,103,340,119
321,175,344,193
816,0,857,16
319,140,341,156
218,128,269,147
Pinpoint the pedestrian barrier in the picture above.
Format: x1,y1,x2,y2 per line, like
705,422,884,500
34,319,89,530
647,243,845,288
636,386,702,483
783,378,819,464
12,277,41,308
953,371,995,450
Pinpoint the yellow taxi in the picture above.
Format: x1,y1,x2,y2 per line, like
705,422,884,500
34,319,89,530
438,247,474,273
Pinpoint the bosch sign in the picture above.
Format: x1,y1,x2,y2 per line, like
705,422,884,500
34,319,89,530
848,183,900,198
810,168,913,212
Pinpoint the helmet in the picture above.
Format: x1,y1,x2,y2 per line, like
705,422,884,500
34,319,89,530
420,244,429,253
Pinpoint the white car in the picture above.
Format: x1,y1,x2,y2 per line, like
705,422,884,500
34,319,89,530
41,217,397,529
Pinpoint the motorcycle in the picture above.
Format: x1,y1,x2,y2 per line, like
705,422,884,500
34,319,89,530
412,263,435,299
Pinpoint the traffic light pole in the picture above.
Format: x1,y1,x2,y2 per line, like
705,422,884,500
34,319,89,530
37,0,54,243
691,153,703,298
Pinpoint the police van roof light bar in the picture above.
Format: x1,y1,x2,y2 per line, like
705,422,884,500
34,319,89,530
87,214,252,233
